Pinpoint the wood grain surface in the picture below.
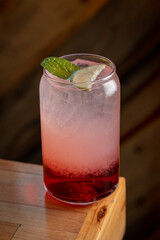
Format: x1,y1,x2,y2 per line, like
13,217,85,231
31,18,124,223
121,74,160,139
0,0,109,98
0,159,126,240
0,221,20,240
0,0,160,239
121,115,160,234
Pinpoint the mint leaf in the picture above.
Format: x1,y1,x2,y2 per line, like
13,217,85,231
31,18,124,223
41,57,80,79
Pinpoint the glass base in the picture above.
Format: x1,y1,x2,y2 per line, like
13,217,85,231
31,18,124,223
44,182,118,206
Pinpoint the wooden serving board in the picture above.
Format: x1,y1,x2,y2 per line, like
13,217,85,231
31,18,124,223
0,159,126,240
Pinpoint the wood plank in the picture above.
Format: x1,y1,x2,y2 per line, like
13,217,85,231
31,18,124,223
13,225,77,240
0,71,41,162
120,116,160,234
0,0,109,98
0,160,126,217
1,0,160,163
52,0,160,103
0,202,85,235
52,0,160,67
0,159,42,174
125,186,160,240
0,184,125,240
0,70,41,163
121,74,160,138
145,229,160,240
0,160,126,240
0,221,20,240
76,178,126,240
0,160,89,213
118,31,160,78
120,52,160,103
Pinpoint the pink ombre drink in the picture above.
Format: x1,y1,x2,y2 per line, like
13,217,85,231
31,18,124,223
40,54,120,204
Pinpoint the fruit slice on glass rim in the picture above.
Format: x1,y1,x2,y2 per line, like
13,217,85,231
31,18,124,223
70,65,106,90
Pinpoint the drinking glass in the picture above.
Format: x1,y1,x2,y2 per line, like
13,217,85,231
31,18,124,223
39,53,120,205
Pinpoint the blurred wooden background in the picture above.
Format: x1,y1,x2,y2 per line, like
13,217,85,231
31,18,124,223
0,0,160,239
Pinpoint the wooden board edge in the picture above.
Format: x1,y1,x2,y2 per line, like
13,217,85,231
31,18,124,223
76,177,126,240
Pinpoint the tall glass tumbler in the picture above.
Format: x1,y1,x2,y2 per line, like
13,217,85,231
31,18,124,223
39,53,120,205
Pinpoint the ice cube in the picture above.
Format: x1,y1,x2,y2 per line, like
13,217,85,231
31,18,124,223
76,63,89,68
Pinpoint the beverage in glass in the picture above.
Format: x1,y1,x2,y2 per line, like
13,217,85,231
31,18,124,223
39,53,120,204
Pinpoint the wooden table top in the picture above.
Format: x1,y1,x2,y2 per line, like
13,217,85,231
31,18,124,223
0,159,126,240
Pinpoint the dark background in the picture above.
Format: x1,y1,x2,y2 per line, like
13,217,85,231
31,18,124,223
0,0,160,239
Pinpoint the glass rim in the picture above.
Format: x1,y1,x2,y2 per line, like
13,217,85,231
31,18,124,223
43,53,116,86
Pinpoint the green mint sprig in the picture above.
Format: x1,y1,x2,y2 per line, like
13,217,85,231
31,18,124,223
41,57,80,79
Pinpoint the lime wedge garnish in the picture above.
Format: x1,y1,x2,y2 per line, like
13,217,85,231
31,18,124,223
70,65,105,90
41,57,80,79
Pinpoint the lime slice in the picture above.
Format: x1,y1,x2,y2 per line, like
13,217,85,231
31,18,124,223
70,65,105,90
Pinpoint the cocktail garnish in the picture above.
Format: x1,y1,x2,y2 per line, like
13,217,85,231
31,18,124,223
70,65,105,90
41,57,80,79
